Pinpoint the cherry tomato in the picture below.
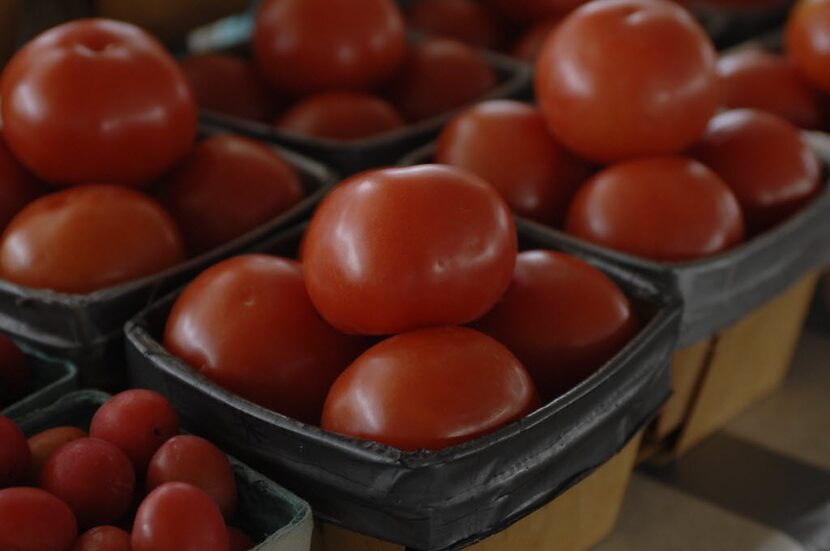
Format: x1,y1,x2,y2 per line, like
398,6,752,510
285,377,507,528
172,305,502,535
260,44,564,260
303,165,517,335
406,0,506,49
0,138,41,230
322,327,539,451
253,0,406,97
0,335,28,407
1,19,197,187
155,135,304,254
0,487,77,551
179,53,280,122
510,18,561,63
565,157,745,261
0,414,29,487
132,482,229,551
276,92,406,141
90,389,179,472
436,100,592,225
690,109,821,235
228,527,254,551
535,0,720,163
27,426,87,484
786,0,830,93
386,38,498,121
72,526,132,551
486,0,582,22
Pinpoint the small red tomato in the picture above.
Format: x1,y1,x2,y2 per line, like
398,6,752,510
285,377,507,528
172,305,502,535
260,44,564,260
565,157,745,262
303,165,517,335
132,482,229,551
0,414,29,487
0,185,186,294
0,335,28,407
155,135,304,254
510,18,561,63
406,0,505,49
436,100,591,225
276,92,406,141
72,526,132,551
27,426,87,484
228,527,255,551
535,0,720,163
322,327,539,451
386,38,498,121
164,255,368,424
1,19,197,187
691,109,821,234
41,437,135,528
0,138,41,231
253,0,407,97
0,487,77,551
786,0,830,93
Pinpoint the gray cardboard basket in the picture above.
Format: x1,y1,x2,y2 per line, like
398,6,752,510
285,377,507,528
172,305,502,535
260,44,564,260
2,342,78,420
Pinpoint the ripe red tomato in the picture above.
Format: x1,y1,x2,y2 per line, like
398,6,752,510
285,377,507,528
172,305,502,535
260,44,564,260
322,327,539,451
303,165,517,335
132,482,229,551
535,0,720,163
228,527,254,551
510,19,561,63
0,335,28,407
406,0,505,49
155,135,304,254
565,157,745,261
0,487,77,551
1,19,197,187
276,92,406,141
436,100,592,225
691,109,821,235
486,0,582,22
90,389,179,472
386,38,498,121
253,0,406,97
0,185,186,294
72,526,132,551
0,414,29,487
786,0,830,93
0,138,41,230
27,426,87,484
165,255,368,424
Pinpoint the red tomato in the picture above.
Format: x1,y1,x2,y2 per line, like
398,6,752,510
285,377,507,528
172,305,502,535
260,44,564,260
132,482,229,551
303,165,517,335
90,389,179,472
565,157,745,262
0,138,41,230
0,487,77,551
487,0,583,22
0,185,186,294
0,414,29,487
164,255,368,424
474,250,638,400
386,38,498,121
147,435,237,519
253,0,406,97
228,527,254,551
322,327,539,451
276,92,406,141
436,100,592,225
786,0,830,93
690,109,821,234
406,0,506,49
535,0,720,163
72,526,132,551
510,18,561,63
41,437,135,528
155,135,304,254
1,19,197,187
179,53,279,122
27,426,87,484
0,335,28,407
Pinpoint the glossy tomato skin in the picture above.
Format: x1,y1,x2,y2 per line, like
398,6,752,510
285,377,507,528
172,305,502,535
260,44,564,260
72,526,132,551
155,135,304,254
786,0,830,92
0,414,29,487
164,255,369,424
436,100,592,225
386,38,498,121
691,109,821,235
535,0,720,163
511,18,561,63
27,426,87,484
303,165,517,335
132,482,229,551
474,251,638,401
0,487,77,551
565,157,745,262
0,184,186,294
0,138,41,230
276,92,406,141
406,0,505,49
228,527,255,551
2,19,197,187
253,0,406,97
0,334,28,407
322,327,539,451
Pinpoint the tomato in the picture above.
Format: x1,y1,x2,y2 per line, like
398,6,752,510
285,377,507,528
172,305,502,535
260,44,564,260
228,527,254,551
0,414,29,487
0,138,41,230
510,19,561,63
786,0,830,93
386,38,498,121
0,185,185,294
155,135,303,254
132,482,229,551
436,100,592,225
486,0,582,22
565,157,745,262
0,487,77,551
535,0,720,163
179,53,280,122
276,92,406,141
0,335,28,407
253,0,406,97
27,426,87,484
1,19,197,187
90,389,179,472
72,526,132,551
406,0,506,49
303,165,517,335
690,109,821,235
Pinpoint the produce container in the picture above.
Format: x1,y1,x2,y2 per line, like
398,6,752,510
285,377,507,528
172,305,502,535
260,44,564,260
1,342,77,420
125,223,681,551
15,389,313,551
